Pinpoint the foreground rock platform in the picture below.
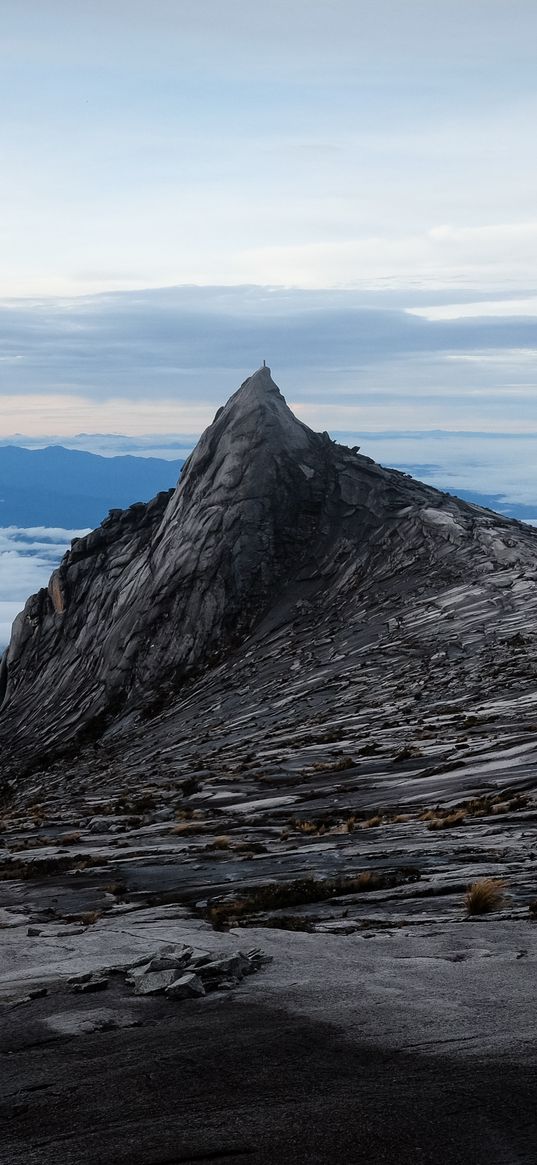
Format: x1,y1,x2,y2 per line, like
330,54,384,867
2,916,537,1163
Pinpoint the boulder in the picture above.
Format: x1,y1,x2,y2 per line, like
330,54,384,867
165,973,206,1000
133,969,177,996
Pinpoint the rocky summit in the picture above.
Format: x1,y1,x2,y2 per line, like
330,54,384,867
4,363,537,766
3,368,537,1164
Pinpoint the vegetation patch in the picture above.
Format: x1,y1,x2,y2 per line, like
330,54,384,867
255,914,315,932
310,756,355,773
393,746,423,763
204,867,421,929
465,878,506,915
427,810,466,831
0,853,98,881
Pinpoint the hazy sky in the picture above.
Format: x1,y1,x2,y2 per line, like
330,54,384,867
3,0,537,297
1,0,536,437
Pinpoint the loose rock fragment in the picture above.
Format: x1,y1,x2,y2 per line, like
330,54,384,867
133,969,177,996
165,972,206,999
72,975,109,994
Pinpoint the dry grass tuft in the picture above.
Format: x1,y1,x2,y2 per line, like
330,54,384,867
360,815,383,829
79,910,102,926
311,756,354,773
211,835,231,850
427,810,466,831
104,881,127,897
59,831,82,846
170,821,208,835
393,746,423,763
465,878,506,915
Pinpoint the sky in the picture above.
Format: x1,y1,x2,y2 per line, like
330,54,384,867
2,0,537,298
0,3,535,445
1,1,537,643
0,0,536,438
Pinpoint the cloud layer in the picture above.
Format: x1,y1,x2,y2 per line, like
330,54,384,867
1,285,536,436
0,527,89,648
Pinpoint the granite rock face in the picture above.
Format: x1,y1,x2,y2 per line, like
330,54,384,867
2,364,537,770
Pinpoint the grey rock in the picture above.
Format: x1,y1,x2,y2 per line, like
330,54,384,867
244,949,274,973
133,969,177,996
165,972,206,999
127,952,158,970
10,987,48,1007
197,953,249,981
87,817,114,832
147,945,193,972
125,962,152,986
72,976,109,994
188,952,214,968
68,971,93,985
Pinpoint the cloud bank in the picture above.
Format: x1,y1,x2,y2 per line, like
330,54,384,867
0,527,89,648
1,284,537,438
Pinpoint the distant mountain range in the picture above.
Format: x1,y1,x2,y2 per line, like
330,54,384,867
0,446,184,528
0,440,533,534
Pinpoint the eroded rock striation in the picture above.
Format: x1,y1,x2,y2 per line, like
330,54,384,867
3,364,537,771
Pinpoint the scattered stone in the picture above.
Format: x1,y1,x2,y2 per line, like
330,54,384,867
165,972,206,999
127,952,158,970
147,945,193,972
244,948,273,973
188,952,214,969
72,976,109,994
197,953,249,982
0,909,27,928
119,945,271,1001
133,969,177,996
10,986,48,1007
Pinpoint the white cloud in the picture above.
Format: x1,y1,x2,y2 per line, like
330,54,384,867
0,526,89,647
232,222,537,291
408,299,537,322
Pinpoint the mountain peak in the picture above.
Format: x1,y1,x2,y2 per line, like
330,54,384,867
2,369,537,768
217,363,290,422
